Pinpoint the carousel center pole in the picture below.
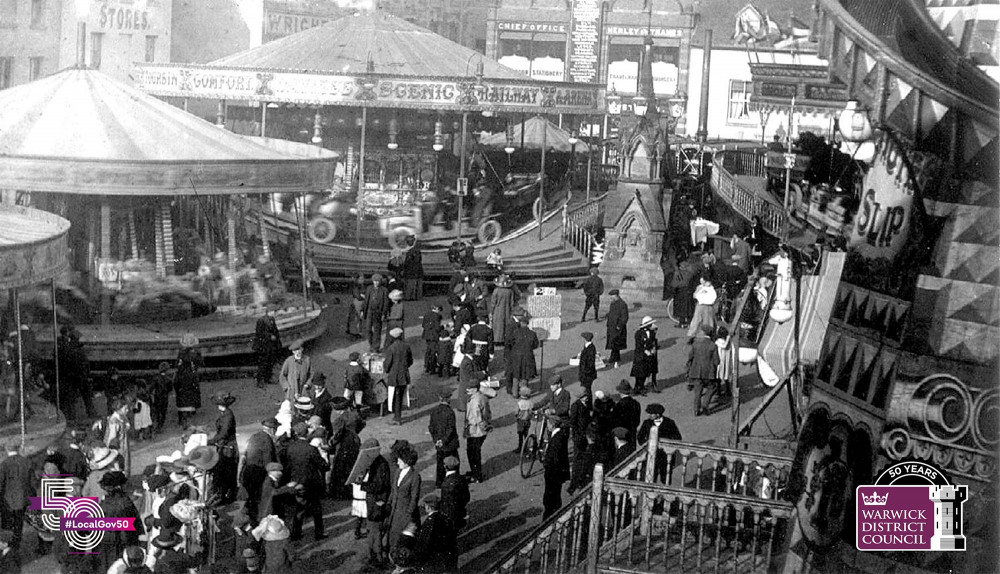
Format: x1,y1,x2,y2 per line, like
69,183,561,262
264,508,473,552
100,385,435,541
457,111,468,242
356,106,368,253
14,288,24,450
297,193,308,319
51,279,59,420
538,116,547,241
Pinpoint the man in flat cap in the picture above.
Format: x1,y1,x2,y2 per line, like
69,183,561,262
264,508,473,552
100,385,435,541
259,462,298,524
242,418,278,524
545,376,571,424
280,424,328,540
580,267,604,322
439,456,469,531
429,390,460,488
611,380,641,445
542,417,570,519
578,332,598,396
383,327,414,425
363,273,391,352
605,289,629,368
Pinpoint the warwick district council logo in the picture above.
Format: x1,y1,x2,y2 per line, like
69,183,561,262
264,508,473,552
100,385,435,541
856,461,968,552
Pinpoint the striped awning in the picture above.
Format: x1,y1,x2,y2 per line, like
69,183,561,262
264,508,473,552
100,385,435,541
757,252,845,386
479,116,590,153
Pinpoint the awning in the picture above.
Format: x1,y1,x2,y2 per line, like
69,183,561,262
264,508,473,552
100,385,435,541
479,116,590,153
0,205,70,289
757,252,845,386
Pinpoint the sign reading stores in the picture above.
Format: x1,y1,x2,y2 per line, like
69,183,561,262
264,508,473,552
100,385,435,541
30,476,136,552
856,461,968,552
135,65,604,114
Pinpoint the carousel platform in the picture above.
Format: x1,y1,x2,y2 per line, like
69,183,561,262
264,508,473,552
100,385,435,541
31,304,325,364
0,400,66,456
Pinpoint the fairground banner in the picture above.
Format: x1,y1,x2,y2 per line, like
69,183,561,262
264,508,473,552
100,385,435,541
134,64,606,115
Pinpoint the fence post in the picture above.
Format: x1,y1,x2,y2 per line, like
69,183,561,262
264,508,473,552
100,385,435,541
638,424,660,536
586,464,604,574
561,203,568,246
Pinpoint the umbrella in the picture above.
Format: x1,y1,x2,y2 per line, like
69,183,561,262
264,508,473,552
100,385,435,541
480,117,590,153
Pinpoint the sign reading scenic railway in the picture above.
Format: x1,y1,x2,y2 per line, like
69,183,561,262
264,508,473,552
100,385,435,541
134,64,605,115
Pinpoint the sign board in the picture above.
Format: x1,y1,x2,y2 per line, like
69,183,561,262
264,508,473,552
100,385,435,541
765,152,810,171
530,56,565,82
497,22,568,33
783,153,796,169
606,60,678,95
525,290,561,340
570,0,601,84
456,177,468,196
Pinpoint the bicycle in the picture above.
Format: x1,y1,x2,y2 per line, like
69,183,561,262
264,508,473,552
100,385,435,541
519,409,550,478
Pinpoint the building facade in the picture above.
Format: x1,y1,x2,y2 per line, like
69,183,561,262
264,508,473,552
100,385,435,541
0,0,172,89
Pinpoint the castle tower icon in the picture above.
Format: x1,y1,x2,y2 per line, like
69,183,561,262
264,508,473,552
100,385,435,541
929,485,968,550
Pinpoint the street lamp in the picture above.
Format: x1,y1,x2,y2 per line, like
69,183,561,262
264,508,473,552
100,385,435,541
432,120,444,152
769,250,794,324
387,115,399,150
838,100,873,142
632,94,649,118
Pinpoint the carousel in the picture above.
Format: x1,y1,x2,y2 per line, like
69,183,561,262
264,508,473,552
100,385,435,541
134,10,606,277
0,67,335,365
0,205,70,454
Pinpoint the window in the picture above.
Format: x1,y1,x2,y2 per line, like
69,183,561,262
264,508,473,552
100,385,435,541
728,80,753,123
0,0,17,27
28,57,42,81
30,0,43,27
145,36,157,62
0,57,11,89
90,32,103,69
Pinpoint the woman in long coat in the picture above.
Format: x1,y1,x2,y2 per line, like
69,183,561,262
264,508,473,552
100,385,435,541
671,258,697,328
174,333,203,428
505,317,539,387
489,275,517,349
252,315,283,388
387,446,422,551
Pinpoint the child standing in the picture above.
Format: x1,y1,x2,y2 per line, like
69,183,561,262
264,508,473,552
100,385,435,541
343,352,369,407
515,386,532,453
132,380,154,441
437,323,455,377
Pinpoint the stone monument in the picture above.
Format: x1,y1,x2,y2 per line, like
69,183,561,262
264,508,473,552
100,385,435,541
600,36,672,302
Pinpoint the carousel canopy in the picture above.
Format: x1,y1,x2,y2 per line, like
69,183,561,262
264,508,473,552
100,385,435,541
135,12,604,115
480,116,591,153
0,205,70,290
0,68,335,196
213,11,524,80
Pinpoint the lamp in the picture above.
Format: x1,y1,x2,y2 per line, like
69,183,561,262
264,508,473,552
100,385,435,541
632,94,648,118
387,115,399,150
838,100,873,142
768,251,794,324
568,131,579,145
504,122,515,155
606,87,621,115
432,120,444,152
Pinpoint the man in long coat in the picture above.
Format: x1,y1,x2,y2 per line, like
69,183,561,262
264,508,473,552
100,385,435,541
279,342,312,401
489,275,518,350
505,316,539,395
611,380,641,445
428,391,460,488
387,447,422,552
689,324,721,416
281,423,329,541
0,442,33,552
630,317,659,395
241,418,278,524
363,273,391,353
542,418,570,519
361,447,392,569
605,289,629,368
383,328,413,424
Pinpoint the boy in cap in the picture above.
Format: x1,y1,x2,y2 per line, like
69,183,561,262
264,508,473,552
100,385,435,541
422,305,443,374
439,456,469,531
343,352,369,407
578,332,597,396
580,267,604,322
363,274,390,353
514,386,533,453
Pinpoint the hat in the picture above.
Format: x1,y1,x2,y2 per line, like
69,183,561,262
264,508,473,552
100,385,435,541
421,493,441,510
494,274,513,288
189,446,219,471
349,351,361,362
262,418,279,430
331,396,350,411
151,528,183,549
439,388,453,401
169,499,205,524
294,396,314,410
581,332,593,341
371,273,384,282
594,390,605,400
694,287,718,306
157,361,171,372
608,289,620,296
389,289,404,301
292,422,309,438
265,462,283,473
99,471,128,490
179,333,199,348
307,415,323,427
122,546,145,568
613,427,629,440
548,375,563,387
639,316,656,328
289,340,304,351
389,327,404,338
212,392,236,407
616,380,632,394
90,447,119,470
444,456,460,469
518,386,532,398
646,403,665,416
145,474,171,491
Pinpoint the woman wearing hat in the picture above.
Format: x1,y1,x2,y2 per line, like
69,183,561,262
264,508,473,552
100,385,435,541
687,276,718,339
489,274,518,351
207,392,239,505
83,446,121,500
174,333,204,428
630,317,659,395
98,471,144,572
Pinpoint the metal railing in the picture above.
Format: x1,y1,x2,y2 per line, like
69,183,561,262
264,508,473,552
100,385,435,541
561,193,607,259
488,426,794,574
711,152,786,238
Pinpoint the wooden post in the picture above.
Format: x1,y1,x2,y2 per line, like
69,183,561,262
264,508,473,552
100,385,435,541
51,279,59,419
585,463,604,574
538,116,547,241
100,201,111,324
639,423,659,536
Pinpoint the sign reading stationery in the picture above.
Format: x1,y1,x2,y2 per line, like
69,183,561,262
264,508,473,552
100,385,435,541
134,64,605,115
525,287,562,341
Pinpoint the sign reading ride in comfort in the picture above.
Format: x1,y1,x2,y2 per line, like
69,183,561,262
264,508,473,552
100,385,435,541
849,132,941,258
135,64,605,115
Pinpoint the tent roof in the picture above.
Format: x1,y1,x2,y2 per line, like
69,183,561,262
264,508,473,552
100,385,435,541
0,205,69,289
479,116,590,153
213,11,525,80
0,68,334,195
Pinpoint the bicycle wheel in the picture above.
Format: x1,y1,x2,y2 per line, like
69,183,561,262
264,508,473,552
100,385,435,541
537,438,547,466
520,434,538,478
665,298,676,323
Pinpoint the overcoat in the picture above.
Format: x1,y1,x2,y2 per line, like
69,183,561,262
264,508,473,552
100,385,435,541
383,338,413,387
387,467,422,549
505,324,539,381
489,286,517,343
629,327,659,379
174,347,203,409
605,299,629,351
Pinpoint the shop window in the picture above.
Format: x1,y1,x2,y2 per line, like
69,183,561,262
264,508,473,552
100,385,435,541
90,32,103,69
0,57,11,89
30,0,44,27
145,36,157,62
28,57,42,81
728,80,753,123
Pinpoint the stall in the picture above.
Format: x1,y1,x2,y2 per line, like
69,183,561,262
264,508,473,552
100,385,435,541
0,68,334,363
134,10,606,250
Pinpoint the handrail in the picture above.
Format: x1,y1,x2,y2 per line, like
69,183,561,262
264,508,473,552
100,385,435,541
561,193,607,260
711,152,787,238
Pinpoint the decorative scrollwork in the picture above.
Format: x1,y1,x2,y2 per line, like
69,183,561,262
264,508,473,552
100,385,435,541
456,81,479,106
971,387,998,451
539,86,557,108
881,428,912,459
